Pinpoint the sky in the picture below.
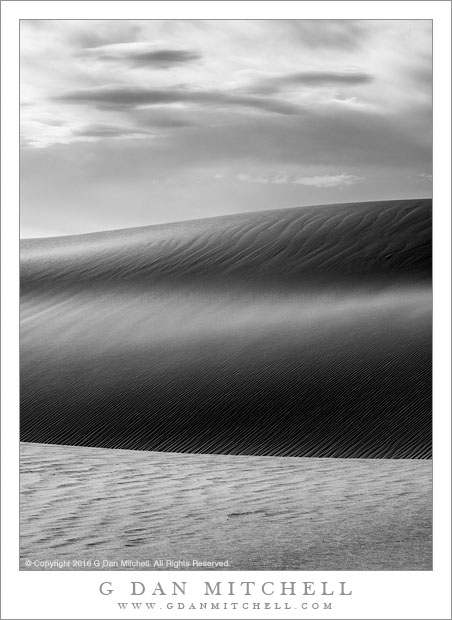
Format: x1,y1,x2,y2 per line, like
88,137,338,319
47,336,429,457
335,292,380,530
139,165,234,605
20,20,432,238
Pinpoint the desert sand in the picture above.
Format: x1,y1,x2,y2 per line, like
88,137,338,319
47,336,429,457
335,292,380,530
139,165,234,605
20,199,432,570
21,443,432,571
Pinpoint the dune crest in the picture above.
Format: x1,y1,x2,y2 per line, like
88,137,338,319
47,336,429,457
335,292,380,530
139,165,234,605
21,199,431,289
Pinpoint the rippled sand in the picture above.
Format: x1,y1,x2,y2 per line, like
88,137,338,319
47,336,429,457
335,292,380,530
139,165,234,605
20,443,432,571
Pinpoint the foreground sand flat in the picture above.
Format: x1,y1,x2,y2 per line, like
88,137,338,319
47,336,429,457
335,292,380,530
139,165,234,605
20,443,432,571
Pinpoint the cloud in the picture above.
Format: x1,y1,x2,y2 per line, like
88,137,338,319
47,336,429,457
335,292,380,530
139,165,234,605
82,42,202,68
136,113,195,128
148,105,430,173
236,173,269,184
287,20,367,51
55,86,301,115
251,70,374,95
284,70,373,86
73,124,154,139
20,120,155,148
293,173,362,188
236,171,362,188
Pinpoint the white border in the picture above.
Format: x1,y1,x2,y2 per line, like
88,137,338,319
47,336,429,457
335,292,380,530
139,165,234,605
2,3,450,619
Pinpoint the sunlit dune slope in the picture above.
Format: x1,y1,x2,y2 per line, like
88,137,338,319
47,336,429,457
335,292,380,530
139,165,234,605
21,199,430,288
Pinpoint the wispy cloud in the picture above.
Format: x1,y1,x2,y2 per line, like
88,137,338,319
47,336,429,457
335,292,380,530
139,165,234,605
236,171,362,188
73,124,154,139
54,86,301,115
82,42,202,68
293,173,362,188
251,70,374,95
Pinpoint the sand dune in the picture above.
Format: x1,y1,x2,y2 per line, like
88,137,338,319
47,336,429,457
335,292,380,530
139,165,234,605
20,443,432,571
20,199,431,458
22,199,430,288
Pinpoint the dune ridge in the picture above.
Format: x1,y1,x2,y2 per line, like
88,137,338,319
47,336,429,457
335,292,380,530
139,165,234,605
20,199,432,458
21,199,431,288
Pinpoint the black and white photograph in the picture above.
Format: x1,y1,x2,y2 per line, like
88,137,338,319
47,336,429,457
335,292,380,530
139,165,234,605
1,1,450,617
18,18,434,575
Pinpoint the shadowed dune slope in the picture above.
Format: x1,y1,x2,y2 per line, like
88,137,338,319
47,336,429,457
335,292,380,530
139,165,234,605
20,199,432,458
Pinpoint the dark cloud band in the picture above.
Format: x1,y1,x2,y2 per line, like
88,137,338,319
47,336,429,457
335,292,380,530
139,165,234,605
55,86,301,115
86,46,202,68
283,70,373,85
251,70,374,95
